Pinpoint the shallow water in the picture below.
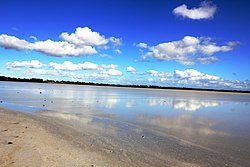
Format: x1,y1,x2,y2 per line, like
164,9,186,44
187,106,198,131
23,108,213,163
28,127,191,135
1,81,250,166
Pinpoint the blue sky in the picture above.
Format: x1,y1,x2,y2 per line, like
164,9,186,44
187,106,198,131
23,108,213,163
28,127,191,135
0,0,250,90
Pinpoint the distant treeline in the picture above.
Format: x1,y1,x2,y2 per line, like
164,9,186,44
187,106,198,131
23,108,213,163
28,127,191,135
0,75,249,93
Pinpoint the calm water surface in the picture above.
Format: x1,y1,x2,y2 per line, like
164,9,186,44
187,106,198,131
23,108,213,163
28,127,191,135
1,81,250,166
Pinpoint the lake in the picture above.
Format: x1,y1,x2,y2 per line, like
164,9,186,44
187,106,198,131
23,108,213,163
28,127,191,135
1,81,250,166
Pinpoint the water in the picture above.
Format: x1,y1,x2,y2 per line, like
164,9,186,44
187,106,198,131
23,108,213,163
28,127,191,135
1,81,250,166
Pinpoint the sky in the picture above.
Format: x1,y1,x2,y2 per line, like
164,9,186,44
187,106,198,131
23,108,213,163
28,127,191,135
0,0,250,90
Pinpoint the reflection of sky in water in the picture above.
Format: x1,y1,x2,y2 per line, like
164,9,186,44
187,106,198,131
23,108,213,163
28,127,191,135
1,81,250,116
1,81,250,163
1,82,249,113
1,82,250,140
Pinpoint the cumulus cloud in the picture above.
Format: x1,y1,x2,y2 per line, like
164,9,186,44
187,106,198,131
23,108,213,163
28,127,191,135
0,34,29,50
109,37,122,46
160,78,167,82
6,59,250,90
107,69,123,76
24,67,123,82
0,27,121,57
147,70,173,78
200,45,232,55
6,60,122,81
139,36,237,65
147,70,159,76
174,69,220,81
147,78,154,82
24,69,59,76
197,56,219,64
144,68,248,89
127,66,137,74
6,60,44,69
48,61,99,71
136,42,148,49
48,61,119,72
60,27,108,46
101,64,118,70
30,40,97,57
173,1,217,20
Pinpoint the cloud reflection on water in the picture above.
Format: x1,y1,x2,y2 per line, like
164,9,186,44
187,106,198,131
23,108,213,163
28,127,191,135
172,99,221,111
4,82,234,114
40,111,118,135
138,114,227,137
143,98,223,112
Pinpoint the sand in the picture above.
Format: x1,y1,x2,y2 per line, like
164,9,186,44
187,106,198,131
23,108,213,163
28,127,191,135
1,108,202,167
0,108,133,167
2,108,248,167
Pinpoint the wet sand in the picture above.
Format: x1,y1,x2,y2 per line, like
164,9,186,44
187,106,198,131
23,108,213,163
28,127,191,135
0,108,118,167
0,108,200,167
1,108,249,167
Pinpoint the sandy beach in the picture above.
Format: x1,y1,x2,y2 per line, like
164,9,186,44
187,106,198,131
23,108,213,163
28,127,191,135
1,108,204,167
1,107,250,167
0,108,118,167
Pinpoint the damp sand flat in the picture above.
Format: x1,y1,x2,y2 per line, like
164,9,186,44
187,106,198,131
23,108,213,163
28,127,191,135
1,108,250,167
0,108,203,167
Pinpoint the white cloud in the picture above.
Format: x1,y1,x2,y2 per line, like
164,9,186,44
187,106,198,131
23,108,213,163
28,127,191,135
103,64,118,69
147,70,173,78
160,78,167,82
23,68,117,81
143,68,250,90
136,42,148,49
147,70,159,76
0,34,96,57
48,61,119,71
0,27,121,57
6,60,121,79
79,62,99,70
175,69,202,78
100,53,112,58
6,60,44,69
107,69,123,76
29,36,37,41
147,78,154,82
145,36,199,64
140,36,237,65
127,66,137,73
24,69,60,76
174,69,220,81
60,27,108,46
182,36,200,45
113,49,122,54
199,44,233,55
8,61,249,90
109,37,122,46
197,56,219,64
173,1,217,20
0,34,29,50
30,40,97,57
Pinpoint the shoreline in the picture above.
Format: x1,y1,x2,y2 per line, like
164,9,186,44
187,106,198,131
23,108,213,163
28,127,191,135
1,108,249,167
0,108,116,167
0,108,199,167
1,80,250,95
1,80,250,96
